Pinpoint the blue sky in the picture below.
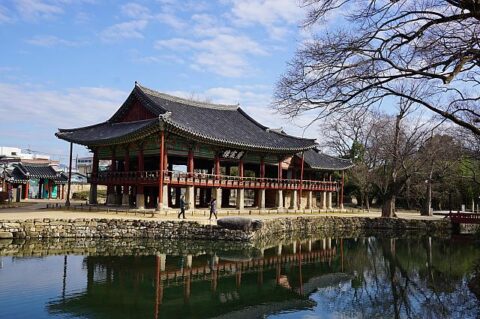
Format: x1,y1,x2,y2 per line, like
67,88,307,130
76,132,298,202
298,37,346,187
0,0,320,162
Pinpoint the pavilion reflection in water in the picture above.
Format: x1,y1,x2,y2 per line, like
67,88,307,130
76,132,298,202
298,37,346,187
48,238,348,319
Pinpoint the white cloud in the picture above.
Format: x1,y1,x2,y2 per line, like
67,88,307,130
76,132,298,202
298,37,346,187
100,19,148,42
121,2,186,29
228,0,304,39
14,0,64,21
121,2,151,19
0,5,13,23
155,12,186,29
132,54,185,65
0,82,126,130
26,35,86,47
155,14,267,77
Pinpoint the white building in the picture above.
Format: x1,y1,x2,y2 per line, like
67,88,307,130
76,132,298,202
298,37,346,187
0,147,50,162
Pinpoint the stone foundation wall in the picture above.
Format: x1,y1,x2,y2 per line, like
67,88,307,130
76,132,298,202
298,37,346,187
0,219,252,241
0,216,452,243
252,216,451,246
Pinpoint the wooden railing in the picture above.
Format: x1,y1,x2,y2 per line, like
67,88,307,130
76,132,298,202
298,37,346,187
447,212,480,224
89,170,339,191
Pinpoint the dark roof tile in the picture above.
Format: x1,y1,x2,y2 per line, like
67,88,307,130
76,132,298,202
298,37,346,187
9,163,68,182
302,149,354,171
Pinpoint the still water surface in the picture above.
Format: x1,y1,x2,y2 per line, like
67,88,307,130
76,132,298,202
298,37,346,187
0,236,479,319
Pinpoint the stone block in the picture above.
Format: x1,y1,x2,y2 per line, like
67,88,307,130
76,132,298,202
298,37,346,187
0,232,13,239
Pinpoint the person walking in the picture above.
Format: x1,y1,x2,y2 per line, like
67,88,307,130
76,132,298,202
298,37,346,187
209,198,217,220
178,195,186,219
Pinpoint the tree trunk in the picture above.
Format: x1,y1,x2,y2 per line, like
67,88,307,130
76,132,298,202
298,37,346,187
421,180,433,216
382,111,403,218
382,195,396,218
366,194,370,212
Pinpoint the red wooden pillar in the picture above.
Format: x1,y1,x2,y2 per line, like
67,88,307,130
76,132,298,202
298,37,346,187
164,148,168,172
260,158,265,179
137,144,144,195
214,155,220,178
187,149,194,177
123,146,130,196
238,159,244,179
61,184,64,200
278,159,283,181
108,147,116,197
158,130,165,210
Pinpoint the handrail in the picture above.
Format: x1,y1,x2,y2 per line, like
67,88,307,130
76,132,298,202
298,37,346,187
91,170,339,191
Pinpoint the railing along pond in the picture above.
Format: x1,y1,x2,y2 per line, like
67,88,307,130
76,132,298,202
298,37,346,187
89,170,338,191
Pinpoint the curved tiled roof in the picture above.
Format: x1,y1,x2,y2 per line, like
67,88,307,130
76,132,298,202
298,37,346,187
56,83,317,152
8,163,68,183
302,149,354,171
56,119,159,146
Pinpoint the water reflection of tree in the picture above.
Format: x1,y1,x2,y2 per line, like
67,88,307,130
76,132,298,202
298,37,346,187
321,237,480,319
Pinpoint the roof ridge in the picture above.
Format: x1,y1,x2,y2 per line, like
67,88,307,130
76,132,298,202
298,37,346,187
317,151,353,163
110,118,157,126
58,121,108,133
136,83,239,111
269,128,317,142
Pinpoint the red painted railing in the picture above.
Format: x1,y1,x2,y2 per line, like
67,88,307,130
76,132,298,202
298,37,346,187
89,170,338,191
447,212,480,224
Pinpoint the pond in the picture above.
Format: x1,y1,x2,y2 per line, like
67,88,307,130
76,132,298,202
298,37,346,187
0,235,479,319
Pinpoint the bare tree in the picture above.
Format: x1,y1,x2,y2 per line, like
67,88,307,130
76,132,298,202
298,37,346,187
319,108,385,210
417,134,463,215
275,0,480,136
369,96,433,217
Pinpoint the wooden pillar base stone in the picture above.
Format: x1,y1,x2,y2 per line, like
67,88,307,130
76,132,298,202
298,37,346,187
89,184,98,205
321,192,327,210
136,193,145,209
185,186,195,211
107,193,116,205
306,191,313,209
122,193,129,206
258,189,266,210
162,184,169,209
276,190,283,210
213,188,222,209
236,188,244,211
289,190,298,209
328,192,333,210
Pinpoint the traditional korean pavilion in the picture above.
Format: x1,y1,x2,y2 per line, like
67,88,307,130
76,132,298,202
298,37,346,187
56,83,352,211
7,163,68,200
